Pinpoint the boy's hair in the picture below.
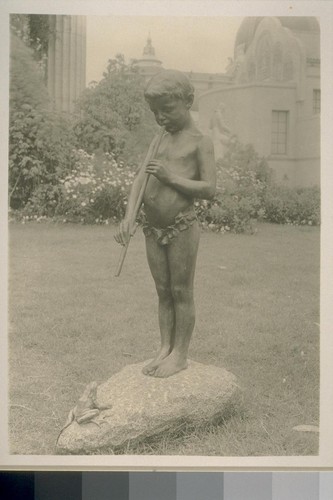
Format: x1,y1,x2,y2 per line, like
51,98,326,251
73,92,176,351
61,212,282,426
144,69,194,102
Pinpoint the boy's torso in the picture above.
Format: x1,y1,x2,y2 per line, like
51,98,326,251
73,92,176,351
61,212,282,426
143,130,202,228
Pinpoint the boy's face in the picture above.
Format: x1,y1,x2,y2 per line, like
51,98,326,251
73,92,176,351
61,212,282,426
148,95,192,134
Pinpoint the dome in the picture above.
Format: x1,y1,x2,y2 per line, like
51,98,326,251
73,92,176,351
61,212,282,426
234,18,262,54
235,17,319,55
277,17,320,33
133,35,163,78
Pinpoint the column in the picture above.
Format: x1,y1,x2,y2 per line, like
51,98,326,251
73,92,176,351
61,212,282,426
80,16,87,93
53,15,64,112
47,15,87,114
69,16,78,111
47,15,56,105
62,15,71,112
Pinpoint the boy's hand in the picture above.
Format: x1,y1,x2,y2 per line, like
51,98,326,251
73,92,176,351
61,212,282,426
114,219,132,246
146,160,172,184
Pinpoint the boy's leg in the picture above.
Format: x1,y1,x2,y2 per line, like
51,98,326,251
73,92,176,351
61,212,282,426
142,234,175,375
153,221,200,378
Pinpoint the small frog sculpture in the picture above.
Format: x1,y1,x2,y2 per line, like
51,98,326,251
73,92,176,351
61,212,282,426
56,381,109,445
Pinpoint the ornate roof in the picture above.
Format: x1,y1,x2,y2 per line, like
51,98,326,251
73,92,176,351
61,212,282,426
235,17,320,54
134,34,162,74
143,34,155,57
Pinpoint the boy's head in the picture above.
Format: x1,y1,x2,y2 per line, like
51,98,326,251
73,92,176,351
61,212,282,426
144,69,194,103
144,70,195,134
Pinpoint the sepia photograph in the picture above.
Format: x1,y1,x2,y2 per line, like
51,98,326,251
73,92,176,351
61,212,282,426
1,0,332,469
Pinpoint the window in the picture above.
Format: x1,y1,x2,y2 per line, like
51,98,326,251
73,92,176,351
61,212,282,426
271,111,288,155
313,89,320,114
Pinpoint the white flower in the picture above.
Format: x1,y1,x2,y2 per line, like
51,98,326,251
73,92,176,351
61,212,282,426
81,202,86,207
72,194,77,199
78,176,91,185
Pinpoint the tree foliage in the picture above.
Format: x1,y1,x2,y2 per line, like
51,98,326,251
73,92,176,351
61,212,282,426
10,33,49,111
10,13,50,75
74,54,157,161
9,33,75,209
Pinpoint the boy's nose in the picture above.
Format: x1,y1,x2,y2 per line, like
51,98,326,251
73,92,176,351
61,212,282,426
156,111,165,123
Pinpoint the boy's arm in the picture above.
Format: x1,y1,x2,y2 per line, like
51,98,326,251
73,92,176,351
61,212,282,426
114,163,146,246
146,135,216,200
115,130,164,245
123,166,146,222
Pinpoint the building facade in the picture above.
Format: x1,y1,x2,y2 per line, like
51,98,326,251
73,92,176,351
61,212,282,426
134,35,231,112
198,17,320,187
48,16,320,186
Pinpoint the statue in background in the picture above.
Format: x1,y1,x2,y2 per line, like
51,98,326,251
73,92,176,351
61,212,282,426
209,102,232,159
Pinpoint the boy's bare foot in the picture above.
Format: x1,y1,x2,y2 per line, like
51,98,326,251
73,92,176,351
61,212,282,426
152,352,188,378
142,347,171,375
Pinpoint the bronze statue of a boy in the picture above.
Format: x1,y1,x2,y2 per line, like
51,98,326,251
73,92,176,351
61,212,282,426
115,69,216,378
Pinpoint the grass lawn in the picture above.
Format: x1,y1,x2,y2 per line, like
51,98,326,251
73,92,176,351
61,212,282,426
8,221,320,456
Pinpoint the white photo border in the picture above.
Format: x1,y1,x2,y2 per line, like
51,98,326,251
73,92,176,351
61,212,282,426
1,0,332,470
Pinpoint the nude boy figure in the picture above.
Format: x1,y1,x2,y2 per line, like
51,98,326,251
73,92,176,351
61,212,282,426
115,69,216,378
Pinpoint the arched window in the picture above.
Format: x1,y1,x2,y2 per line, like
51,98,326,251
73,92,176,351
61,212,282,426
272,43,283,81
283,54,294,81
257,37,271,81
247,60,256,82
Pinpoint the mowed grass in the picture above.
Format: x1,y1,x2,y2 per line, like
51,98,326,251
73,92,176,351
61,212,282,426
8,221,319,456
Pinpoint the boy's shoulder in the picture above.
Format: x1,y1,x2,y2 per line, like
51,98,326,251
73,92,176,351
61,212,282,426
191,128,214,151
187,124,213,144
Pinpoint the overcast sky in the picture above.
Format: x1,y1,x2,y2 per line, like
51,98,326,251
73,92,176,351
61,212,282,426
86,16,244,84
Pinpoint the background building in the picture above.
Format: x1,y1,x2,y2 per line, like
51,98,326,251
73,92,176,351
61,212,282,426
198,17,320,187
48,16,320,186
133,34,163,80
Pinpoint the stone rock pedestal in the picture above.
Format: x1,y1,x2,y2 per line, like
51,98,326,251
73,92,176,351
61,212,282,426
56,360,239,454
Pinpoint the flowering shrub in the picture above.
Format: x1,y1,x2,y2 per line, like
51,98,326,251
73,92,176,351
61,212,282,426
22,184,63,217
262,185,320,226
195,140,271,233
54,149,136,223
18,137,320,232
196,196,259,234
10,105,75,209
